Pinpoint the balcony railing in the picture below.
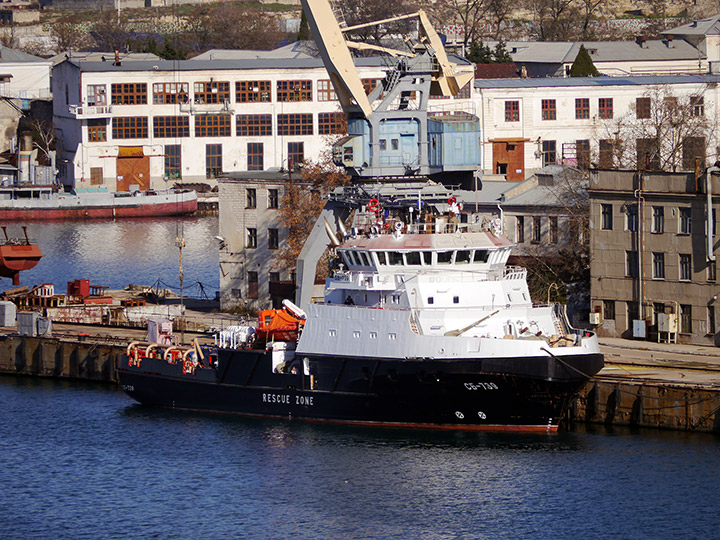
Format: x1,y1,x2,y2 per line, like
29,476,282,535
68,105,113,118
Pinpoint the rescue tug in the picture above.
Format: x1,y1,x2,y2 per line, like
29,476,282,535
118,184,603,432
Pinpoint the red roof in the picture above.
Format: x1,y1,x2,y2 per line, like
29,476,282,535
474,63,519,79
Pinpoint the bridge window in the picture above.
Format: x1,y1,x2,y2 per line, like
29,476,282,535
453,296,459,304
422,252,432,265
388,251,403,265
456,250,471,264
437,251,452,264
406,252,421,265
473,250,489,263
359,251,370,266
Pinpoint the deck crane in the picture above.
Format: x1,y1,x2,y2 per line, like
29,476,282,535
295,0,482,309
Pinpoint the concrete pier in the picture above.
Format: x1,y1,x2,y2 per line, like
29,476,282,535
2,326,720,433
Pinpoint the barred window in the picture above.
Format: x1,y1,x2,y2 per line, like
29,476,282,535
636,97,651,119
236,114,272,136
277,113,313,136
235,80,271,103
277,80,312,102
112,116,148,139
317,79,337,102
87,119,107,142
111,83,147,105
153,116,190,138
195,114,231,137
318,112,345,135
152,82,189,104
193,81,230,104
362,78,381,95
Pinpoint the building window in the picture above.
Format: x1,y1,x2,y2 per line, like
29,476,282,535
652,252,665,279
278,114,313,136
576,139,590,169
601,204,613,230
247,143,263,171
708,260,717,282
195,114,231,137
542,140,556,166
652,206,664,233
691,95,704,116
318,112,345,135
87,84,106,106
549,216,558,244
516,216,524,243
625,204,638,232
531,216,541,243
626,250,638,277
709,306,716,334
165,144,181,180
277,80,312,102
193,81,230,104
269,271,280,283
246,188,256,208
111,83,147,105
246,228,257,249
87,119,107,142
636,97,651,119
599,139,615,168
288,142,304,169
153,116,190,138
268,228,279,250
680,304,692,333
682,136,705,170
90,167,103,185
680,254,692,281
575,98,589,119
627,301,639,323
598,97,613,119
362,78,381,96
679,207,692,234
505,100,519,122
541,99,556,120
247,271,258,300
235,80,271,103
206,143,222,178
152,82,188,104
236,114,272,136
603,300,615,320
268,189,279,209
317,79,337,101
112,116,148,139
456,81,471,99
637,138,660,169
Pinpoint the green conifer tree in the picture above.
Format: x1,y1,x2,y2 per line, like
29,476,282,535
297,10,311,41
492,39,513,63
568,45,600,77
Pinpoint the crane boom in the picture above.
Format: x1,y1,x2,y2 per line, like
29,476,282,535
299,0,373,117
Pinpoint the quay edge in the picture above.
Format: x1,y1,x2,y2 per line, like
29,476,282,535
1,332,719,433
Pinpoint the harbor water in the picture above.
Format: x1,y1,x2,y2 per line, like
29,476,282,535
2,217,220,296
2,217,720,538
1,375,720,539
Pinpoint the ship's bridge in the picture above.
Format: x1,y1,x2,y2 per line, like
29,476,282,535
336,231,512,274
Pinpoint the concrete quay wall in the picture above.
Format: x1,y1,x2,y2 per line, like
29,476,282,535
0,334,124,383
572,379,720,433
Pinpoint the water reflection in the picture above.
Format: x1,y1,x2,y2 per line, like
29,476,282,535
4,217,219,296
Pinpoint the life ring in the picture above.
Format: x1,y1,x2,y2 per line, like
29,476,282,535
368,198,380,213
448,196,457,206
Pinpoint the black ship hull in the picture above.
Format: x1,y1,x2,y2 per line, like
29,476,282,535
118,346,603,432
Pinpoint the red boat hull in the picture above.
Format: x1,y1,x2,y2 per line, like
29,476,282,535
0,199,198,220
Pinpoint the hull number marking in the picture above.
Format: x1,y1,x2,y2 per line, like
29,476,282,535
464,382,498,391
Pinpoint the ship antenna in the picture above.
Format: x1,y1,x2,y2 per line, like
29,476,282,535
176,220,186,344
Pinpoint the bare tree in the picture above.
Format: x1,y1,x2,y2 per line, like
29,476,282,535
25,117,56,166
51,16,85,53
89,12,131,52
0,24,18,49
341,0,419,48
594,85,715,171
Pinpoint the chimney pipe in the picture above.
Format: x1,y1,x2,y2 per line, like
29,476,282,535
667,34,675,48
